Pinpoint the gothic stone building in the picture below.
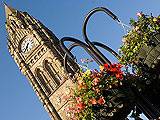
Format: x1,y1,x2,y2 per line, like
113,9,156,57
5,4,79,120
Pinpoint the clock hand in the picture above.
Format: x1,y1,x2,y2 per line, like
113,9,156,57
24,43,29,52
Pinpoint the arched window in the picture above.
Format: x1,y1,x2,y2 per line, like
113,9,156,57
44,60,61,87
36,68,52,95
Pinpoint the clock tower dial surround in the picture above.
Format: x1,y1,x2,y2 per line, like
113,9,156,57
21,36,35,53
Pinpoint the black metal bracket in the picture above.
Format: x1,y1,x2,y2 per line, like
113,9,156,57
60,7,120,73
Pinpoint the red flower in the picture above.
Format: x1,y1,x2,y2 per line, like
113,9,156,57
76,102,85,111
90,98,97,105
110,67,118,73
104,64,109,70
116,73,123,80
117,63,122,69
98,97,105,105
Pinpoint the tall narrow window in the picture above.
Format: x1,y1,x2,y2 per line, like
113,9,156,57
44,60,60,87
36,68,51,95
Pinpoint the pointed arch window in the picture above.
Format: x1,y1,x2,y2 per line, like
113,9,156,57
44,60,61,87
36,68,52,95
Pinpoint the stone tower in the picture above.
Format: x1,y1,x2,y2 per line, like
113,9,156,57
5,4,78,120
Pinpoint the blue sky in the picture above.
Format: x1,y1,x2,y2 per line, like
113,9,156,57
0,1,160,120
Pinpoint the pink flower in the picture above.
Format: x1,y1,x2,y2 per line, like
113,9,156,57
136,12,142,17
92,78,99,86
95,88,100,93
80,58,94,63
76,97,82,103
98,97,105,105
66,107,75,112
78,79,83,85
80,58,85,63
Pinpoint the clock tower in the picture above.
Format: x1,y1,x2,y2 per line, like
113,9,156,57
5,4,79,120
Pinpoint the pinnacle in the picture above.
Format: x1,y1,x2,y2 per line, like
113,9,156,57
4,3,16,19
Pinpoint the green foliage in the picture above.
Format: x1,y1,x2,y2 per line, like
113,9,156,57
119,13,160,65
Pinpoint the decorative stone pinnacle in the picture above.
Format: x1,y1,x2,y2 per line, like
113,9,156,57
4,3,17,19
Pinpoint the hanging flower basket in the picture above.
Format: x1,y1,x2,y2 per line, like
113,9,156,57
119,13,160,112
65,63,133,120
120,13,160,67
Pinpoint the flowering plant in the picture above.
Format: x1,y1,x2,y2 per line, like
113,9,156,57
120,12,160,65
66,63,126,120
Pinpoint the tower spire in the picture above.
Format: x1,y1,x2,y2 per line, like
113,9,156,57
4,3,16,19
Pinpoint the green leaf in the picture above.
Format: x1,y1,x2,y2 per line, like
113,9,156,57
130,18,136,26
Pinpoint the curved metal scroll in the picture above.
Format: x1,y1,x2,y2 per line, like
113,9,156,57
60,7,121,73
60,38,98,73
60,37,111,68
82,7,120,65
60,37,112,64
92,41,121,60
60,37,120,73
63,42,121,73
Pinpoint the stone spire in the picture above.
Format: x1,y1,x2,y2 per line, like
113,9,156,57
4,3,17,19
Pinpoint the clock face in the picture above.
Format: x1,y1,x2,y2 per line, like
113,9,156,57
21,37,34,53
